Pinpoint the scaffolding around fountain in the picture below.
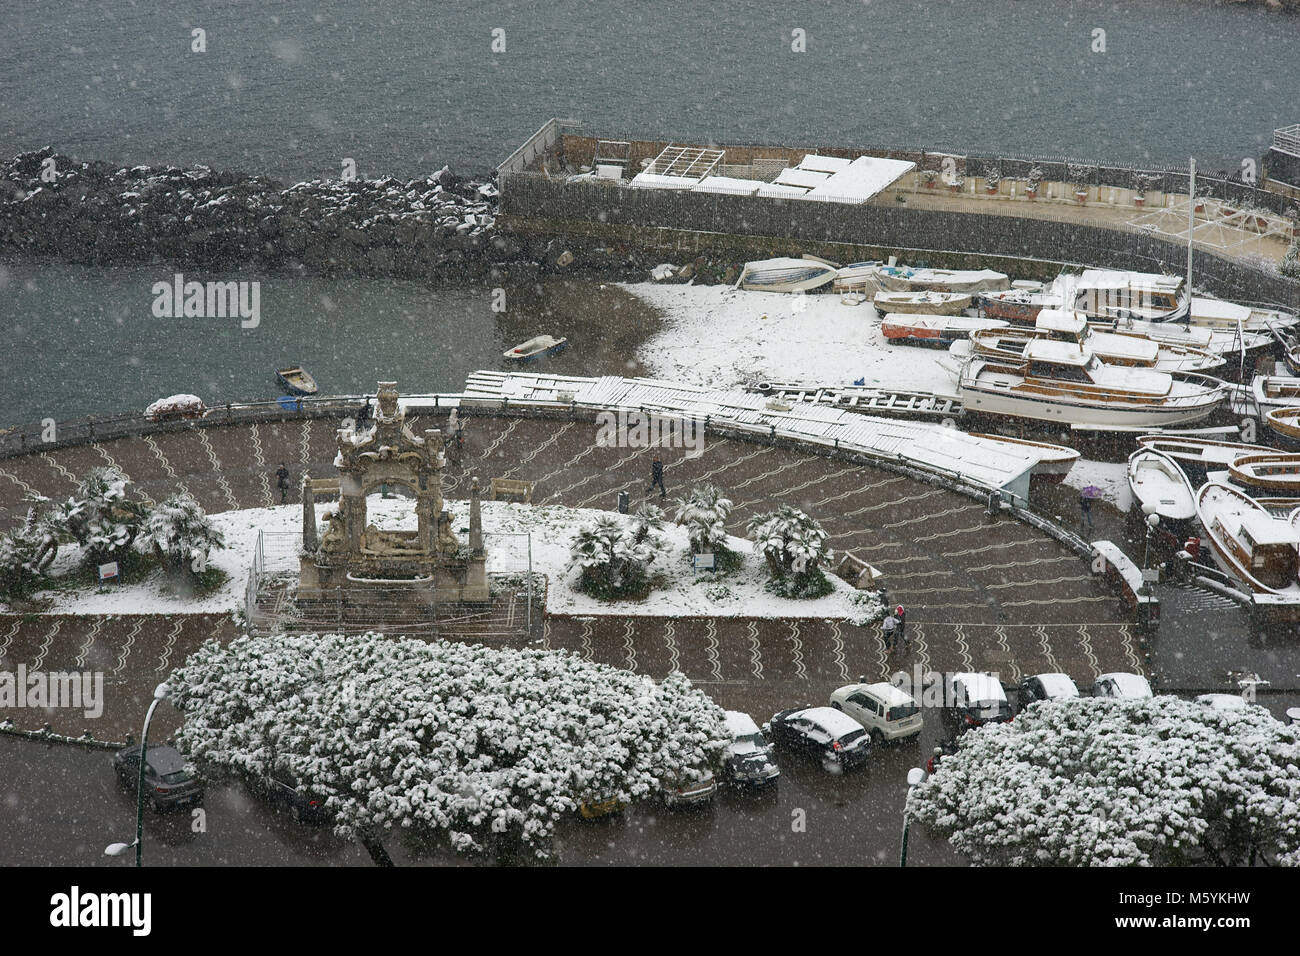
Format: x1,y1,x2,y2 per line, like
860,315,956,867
296,382,489,625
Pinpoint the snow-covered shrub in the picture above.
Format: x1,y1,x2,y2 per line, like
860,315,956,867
0,507,60,599
845,589,887,627
135,493,226,580
48,467,149,567
568,515,659,600
908,696,1300,867
170,633,728,859
630,502,664,546
1282,236,1300,280
747,506,834,598
672,484,740,570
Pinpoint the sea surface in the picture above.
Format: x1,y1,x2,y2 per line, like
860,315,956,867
1,0,1297,178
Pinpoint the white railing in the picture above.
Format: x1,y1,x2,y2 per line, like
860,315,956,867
496,117,582,176
1274,124,1300,159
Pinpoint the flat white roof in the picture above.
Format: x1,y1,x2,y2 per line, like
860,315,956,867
797,154,853,173
775,167,832,189
694,175,763,196
803,154,916,204
754,182,812,199
628,171,700,190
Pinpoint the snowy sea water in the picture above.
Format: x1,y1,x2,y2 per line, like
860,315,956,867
0,261,660,426
2,0,1297,177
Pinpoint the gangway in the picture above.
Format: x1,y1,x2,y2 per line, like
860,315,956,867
746,381,964,419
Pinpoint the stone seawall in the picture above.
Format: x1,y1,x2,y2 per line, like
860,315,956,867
0,148,534,279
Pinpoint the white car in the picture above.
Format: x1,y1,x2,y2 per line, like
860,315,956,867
944,672,1013,731
1092,673,1154,700
1016,673,1080,712
1195,693,1251,712
829,682,923,742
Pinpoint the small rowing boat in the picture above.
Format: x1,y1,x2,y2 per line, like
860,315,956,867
739,257,838,293
1196,481,1300,621
276,366,319,396
1264,407,1300,448
1227,453,1300,494
1127,448,1197,527
504,335,569,361
1135,435,1277,479
1253,375,1300,413
874,290,972,315
873,265,1010,294
880,313,1007,346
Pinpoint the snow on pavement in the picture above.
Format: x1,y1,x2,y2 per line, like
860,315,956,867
624,282,959,394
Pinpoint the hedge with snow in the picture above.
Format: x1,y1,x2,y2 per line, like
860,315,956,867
170,632,728,857
907,696,1300,867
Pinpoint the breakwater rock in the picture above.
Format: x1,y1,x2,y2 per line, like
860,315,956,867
0,148,534,278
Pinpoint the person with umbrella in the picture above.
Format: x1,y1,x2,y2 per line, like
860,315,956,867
1079,484,1101,529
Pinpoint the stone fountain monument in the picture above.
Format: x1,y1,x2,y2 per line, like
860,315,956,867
296,382,488,623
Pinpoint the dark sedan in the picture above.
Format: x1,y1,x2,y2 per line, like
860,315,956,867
764,706,871,772
112,744,203,811
248,768,331,825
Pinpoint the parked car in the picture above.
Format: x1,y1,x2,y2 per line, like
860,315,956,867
1194,693,1251,713
721,710,780,788
1016,673,1081,712
663,771,717,809
112,743,203,811
764,706,871,771
577,796,626,820
247,767,330,824
829,681,922,743
1092,672,1154,700
944,672,1013,732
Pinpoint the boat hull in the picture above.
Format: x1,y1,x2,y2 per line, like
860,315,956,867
276,368,318,396
1264,408,1300,449
960,381,1224,428
874,292,971,315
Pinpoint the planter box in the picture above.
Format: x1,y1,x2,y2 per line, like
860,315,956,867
986,184,1000,194
1134,196,1145,207
1075,190,1088,203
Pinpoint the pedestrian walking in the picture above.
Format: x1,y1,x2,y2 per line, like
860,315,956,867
276,462,290,503
894,604,907,648
647,455,666,499
881,612,898,652
1079,491,1093,529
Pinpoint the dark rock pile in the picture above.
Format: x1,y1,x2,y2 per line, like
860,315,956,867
0,148,528,278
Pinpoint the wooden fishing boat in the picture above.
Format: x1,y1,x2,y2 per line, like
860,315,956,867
1061,270,1189,323
873,290,972,315
957,341,1226,428
1252,375,1300,413
880,313,1008,346
1227,453,1300,494
1127,448,1197,526
1135,435,1277,478
979,289,1057,323
739,257,838,293
967,433,1079,482
1283,334,1300,378
1264,407,1300,448
504,335,568,361
275,366,318,396
1196,481,1300,621
969,310,1224,373
873,265,1010,294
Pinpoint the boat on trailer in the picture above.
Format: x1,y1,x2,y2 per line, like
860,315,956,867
968,309,1224,373
1135,434,1277,479
1196,481,1300,622
873,265,1010,294
1227,453,1300,495
739,257,838,293
1264,407,1300,448
276,366,319,396
880,313,1008,346
956,340,1226,428
504,335,569,361
874,290,972,315
1127,448,1197,528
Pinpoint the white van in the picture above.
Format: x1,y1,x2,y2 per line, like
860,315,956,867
828,682,923,742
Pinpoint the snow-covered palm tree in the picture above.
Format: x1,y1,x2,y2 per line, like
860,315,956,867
746,505,833,597
135,493,226,579
568,516,658,599
672,484,734,560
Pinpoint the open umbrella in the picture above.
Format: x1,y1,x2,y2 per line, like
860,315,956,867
1081,485,1103,499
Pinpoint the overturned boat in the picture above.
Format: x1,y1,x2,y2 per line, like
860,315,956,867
739,257,838,293
504,335,568,361
873,265,1010,294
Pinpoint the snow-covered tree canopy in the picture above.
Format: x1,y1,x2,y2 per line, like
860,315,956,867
567,514,661,599
908,696,1300,867
135,492,225,575
47,466,149,564
170,633,728,858
673,484,734,556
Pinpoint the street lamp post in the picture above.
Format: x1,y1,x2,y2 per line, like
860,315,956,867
899,767,926,868
105,682,170,867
